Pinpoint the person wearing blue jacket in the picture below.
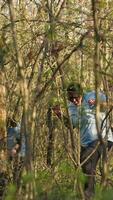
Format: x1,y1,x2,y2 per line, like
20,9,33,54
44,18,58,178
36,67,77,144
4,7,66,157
53,82,113,199
7,118,21,160
7,118,26,159
7,118,26,184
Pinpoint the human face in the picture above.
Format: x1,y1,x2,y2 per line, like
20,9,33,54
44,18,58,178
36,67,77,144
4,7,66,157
68,91,82,105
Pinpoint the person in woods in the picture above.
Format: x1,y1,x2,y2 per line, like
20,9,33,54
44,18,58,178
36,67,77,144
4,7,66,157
53,82,113,199
7,118,26,184
7,118,21,160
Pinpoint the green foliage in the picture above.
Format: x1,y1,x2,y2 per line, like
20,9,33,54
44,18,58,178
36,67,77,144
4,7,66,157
93,184,103,200
5,184,16,200
50,163,76,200
94,184,113,200
48,184,76,200
98,1,106,9
35,169,53,199
5,162,113,200
57,161,75,177
22,172,34,184
35,161,77,200
76,168,86,187
2,0,113,199
45,23,56,41
48,94,63,107
102,189,113,200
43,68,52,79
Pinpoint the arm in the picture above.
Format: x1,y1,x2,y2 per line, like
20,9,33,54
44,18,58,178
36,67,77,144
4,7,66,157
11,124,21,157
88,98,106,110
87,93,112,112
52,104,79,129
11,143,20,157
52,105,71,128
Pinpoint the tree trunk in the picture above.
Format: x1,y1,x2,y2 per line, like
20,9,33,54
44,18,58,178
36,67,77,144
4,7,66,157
0,70,7,199
0,71,7,170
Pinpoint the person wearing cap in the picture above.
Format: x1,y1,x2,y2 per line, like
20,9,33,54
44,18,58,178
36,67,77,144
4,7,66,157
53,82,113,198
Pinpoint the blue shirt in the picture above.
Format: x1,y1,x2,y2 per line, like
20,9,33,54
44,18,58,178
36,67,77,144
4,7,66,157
7,123,26,157
7,125,20,151
68,91,113,146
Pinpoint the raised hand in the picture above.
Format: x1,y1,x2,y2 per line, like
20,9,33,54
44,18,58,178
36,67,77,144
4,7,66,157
52,105,61,118
88,99,95,106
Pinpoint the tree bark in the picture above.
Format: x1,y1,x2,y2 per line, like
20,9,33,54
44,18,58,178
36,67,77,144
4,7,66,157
0,71,7,171
0,70,7,199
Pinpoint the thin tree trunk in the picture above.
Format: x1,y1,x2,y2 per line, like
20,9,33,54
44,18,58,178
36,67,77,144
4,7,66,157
91,0,107,187
7,0,32,172
46,106,54,167
0,70,7,199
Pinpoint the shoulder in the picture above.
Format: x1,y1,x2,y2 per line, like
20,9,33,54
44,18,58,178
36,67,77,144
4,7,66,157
83,91,106,100
83,91,95,101
99,91,106,101
14,123,21,133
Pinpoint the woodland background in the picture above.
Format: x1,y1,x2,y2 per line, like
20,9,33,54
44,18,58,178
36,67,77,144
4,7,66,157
0,0,113,199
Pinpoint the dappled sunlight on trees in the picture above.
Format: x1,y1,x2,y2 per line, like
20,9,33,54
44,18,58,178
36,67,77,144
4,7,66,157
0,0,113,199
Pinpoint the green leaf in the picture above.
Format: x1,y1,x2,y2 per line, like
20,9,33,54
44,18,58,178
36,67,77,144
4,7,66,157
5,184,16,200
22,172,34,184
